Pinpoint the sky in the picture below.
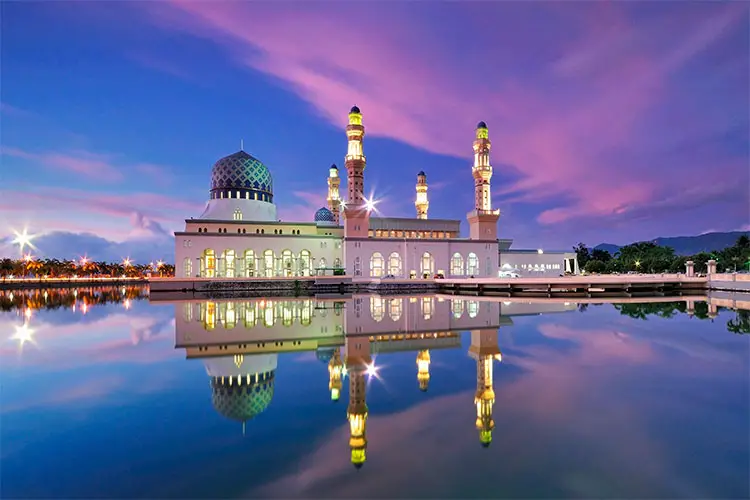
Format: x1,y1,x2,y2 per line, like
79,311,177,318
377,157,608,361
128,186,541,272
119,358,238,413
1,1,748,263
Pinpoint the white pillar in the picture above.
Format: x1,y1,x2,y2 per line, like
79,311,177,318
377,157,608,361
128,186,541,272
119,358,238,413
707,259,717,275
685,260,695,277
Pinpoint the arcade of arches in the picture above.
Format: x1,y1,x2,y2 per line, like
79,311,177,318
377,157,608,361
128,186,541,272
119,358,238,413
187,249,342,278
368,251,482,278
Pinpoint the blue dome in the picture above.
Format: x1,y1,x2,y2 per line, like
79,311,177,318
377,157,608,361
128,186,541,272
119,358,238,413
316,347,336,364
315,207,335,223
210,151,274,203
211,371,275,423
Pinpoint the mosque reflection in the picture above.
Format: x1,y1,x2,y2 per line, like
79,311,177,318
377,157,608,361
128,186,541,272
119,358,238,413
174,296,572,468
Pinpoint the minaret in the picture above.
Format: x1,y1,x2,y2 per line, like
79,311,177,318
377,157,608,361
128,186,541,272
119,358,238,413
467,121,500,241
469,328,502,447
328,347,344,401
345,336,371,469
415,171,429,219
343,105,370,238
416,349,431,391
327,164,341,224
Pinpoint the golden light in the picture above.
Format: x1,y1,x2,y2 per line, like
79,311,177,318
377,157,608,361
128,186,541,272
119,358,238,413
23,253,33,262
11,228,36,254
123,258,132,267
80,256,89,265
364,195,380,213
156,260,164,268
635,260,641,268
340,199,347,210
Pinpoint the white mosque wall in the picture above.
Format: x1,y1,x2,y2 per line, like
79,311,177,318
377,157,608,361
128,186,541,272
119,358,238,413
204,353,278,378
344,295,501,335
198,198,278,221
175,233,344,278
344,239,499,279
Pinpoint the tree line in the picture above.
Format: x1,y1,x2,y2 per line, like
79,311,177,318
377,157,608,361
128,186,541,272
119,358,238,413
0,258,176,278
574,235,750,275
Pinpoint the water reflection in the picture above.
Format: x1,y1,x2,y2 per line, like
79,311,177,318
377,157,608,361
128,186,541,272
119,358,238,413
174,296,513,466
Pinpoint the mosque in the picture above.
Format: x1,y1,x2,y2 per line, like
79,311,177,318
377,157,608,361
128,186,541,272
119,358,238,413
174,106,578,280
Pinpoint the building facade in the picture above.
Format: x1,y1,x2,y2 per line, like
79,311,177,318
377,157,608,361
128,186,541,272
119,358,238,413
174,105,575,278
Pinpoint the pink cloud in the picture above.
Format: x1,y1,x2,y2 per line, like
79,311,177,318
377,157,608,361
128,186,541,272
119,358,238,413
140,2,747,226
1,146,123,181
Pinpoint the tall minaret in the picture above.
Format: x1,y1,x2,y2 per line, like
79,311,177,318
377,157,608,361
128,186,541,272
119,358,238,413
467,121,500,241
469,328,502,447
416,349,431,391
327,164,341,224
415,171,429,219
345,336,371,469
328,347,344,401
343,105,370,238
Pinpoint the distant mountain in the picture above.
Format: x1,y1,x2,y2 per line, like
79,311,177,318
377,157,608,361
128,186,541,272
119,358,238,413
594,231,749,256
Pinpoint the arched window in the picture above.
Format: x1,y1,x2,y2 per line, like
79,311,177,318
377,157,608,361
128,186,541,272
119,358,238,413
299,250,311,276
388,252,402,276
263,301,274,327
370,252,385,277
333,257,342,270
282,302,294,326
245,302,258,327
183,257,193,278
450,253,463,276
467,252,479,276
421,297,433,320
222,249,235,278
389,298,402,321
263,250,274,278
202,249,216,278
371,296,385,321
318,258,327,275
420,252,434,278
233,208,243,221
245,250,256,277
281,249,293,277
223,302,237,329
468,300,479,318
183,303,193,322
203,301,216,330
452,299,464,319
300,300,313,325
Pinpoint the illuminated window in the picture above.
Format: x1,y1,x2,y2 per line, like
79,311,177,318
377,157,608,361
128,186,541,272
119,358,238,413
300,250,311,276
223,302,236,329
371,296,385,321
223,249,236,278
282,249,293,277
245,250,256,277
263,301,274,327
421,297,433,320
245,302,258,327
467,253,479,275
387,252,401,276
183,302,193,322
233,209,243,220
318,258,327,273
420,252,434,277
389,298,402,321
203,249,216,278
450,253,463,276
468,300,479,318
263,250,274,277
183,257,193,278
370,252,385,277
282,302,293,326
203,301,216,330
452,299,464,319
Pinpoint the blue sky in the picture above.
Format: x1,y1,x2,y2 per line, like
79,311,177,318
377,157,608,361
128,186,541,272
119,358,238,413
1,2,748,262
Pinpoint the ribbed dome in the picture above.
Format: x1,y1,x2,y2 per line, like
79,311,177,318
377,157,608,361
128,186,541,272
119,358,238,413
210,151,273,202
477,121,487,129
211,373,275,423
350,105,361,114
315,207,335,223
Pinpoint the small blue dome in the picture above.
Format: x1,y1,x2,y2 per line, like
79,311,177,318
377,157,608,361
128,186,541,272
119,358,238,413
316,347,336,364
350,105,361,114
315,207,335,223
477,121,487,129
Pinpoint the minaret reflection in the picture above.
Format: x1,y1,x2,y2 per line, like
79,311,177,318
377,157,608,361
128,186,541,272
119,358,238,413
328,347,344,402
469,328,502,447
416,349,431,391
345,337,372,469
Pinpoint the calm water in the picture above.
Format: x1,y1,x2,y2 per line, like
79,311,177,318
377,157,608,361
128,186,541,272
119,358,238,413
1,288,748,499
